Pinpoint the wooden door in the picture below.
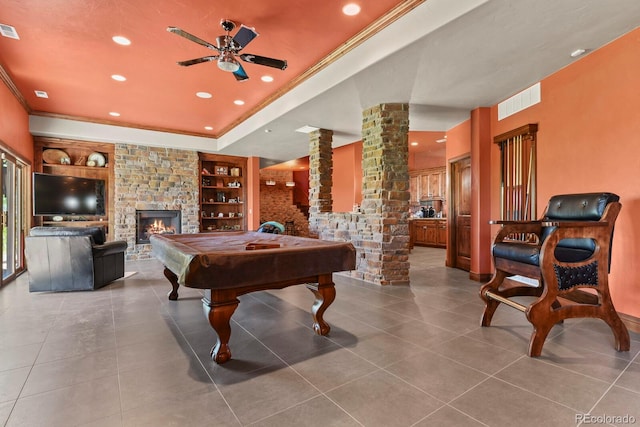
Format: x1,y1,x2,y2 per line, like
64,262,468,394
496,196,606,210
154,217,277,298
449,157,471,271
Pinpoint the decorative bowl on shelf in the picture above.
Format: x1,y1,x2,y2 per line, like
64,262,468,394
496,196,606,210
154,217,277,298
87,152,106,167
42,149,71,165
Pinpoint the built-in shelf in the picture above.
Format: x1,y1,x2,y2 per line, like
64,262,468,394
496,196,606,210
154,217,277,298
198,153,247,233
34,137,115,240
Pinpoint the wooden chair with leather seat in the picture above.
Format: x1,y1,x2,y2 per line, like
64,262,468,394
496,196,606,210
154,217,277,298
479,192,630,357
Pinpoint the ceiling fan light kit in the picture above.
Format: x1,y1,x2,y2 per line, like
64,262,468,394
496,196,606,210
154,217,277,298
218,51,240,72
168,19,287,81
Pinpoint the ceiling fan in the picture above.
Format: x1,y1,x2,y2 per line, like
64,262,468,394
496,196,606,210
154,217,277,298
167,19,287,81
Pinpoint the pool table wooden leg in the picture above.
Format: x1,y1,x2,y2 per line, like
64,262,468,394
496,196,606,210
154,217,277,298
306,274,336,336
163,267,180,301
202,290,239,364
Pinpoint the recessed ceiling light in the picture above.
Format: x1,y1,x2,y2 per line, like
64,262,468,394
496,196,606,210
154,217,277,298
261,75,274,82
204,126,213,131
264,129,272,133
570,48,586,58
111,74,126,82
234,99,245,105
410,141,418,146
112,35,131,46
196,92,212,99
34,90,48,98
109,112,120,117
0,23,20,40
342,3,361,16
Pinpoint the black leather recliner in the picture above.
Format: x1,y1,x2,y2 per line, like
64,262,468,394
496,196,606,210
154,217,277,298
25,226,128,292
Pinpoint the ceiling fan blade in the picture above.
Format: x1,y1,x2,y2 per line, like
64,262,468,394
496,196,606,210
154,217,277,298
233,63,249,81
167,27,219,51
239,54,287,70
232,25,258,50
177,56,218,67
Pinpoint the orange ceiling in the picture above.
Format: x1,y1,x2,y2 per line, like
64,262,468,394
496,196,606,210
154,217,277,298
0,0,415,138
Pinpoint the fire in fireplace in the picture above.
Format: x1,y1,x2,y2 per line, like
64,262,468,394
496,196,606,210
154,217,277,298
136,210,181,244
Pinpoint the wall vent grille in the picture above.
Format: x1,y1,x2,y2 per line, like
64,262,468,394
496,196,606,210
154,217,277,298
498,82,541,120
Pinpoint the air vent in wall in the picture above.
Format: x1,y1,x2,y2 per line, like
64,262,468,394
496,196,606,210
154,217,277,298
0,24,19,40
498,82,541,120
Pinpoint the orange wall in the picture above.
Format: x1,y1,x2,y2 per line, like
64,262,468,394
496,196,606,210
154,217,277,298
488,28,640,317
470,108,493,277
0,82,33,161
332,142,362,212
246,156,261,230
446,120,472,160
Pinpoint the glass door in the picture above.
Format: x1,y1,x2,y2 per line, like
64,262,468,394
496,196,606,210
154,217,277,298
1,151,26,285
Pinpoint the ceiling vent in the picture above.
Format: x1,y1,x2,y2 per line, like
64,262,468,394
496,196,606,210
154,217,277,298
0,24,19,40
498,82,541,120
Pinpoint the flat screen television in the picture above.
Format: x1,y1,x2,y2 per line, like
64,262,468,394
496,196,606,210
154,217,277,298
33,173,106,216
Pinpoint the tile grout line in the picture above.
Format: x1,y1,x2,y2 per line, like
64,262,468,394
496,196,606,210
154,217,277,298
146,273,245,426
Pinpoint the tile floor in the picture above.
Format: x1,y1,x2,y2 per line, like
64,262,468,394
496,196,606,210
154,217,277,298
1,247,639,426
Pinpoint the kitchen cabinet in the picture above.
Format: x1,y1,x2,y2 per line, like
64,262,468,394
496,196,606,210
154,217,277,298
410,175,420,204
411,219,447,248
410,166,446,203
437,220,447,246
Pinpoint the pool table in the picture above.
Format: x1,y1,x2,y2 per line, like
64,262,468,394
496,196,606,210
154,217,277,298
150,232,356,363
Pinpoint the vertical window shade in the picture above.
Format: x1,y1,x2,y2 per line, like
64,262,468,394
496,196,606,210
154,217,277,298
494,124,538,221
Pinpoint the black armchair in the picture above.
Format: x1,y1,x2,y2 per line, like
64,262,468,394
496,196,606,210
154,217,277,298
480,192,629,356
25,226,128,292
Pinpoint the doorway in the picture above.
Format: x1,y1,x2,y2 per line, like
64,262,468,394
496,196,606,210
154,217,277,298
447,156,471,271
1,149,28,285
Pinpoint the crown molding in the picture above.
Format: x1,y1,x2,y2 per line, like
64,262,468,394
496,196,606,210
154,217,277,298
0,64,31,113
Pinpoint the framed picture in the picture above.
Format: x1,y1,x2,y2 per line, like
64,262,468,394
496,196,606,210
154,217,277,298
215,166,228,175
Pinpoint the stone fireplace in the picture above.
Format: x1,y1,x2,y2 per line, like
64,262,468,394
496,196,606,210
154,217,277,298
136,210,181,244
114,143,200,260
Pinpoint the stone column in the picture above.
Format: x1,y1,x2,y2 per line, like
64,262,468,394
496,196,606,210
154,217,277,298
308,129,333,236
361,103,410,284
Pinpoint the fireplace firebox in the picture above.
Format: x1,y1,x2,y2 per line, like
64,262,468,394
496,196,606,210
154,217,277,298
136,210,181,244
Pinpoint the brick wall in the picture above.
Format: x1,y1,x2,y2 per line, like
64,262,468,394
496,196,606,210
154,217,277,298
113,143,200,260
259,169,309,237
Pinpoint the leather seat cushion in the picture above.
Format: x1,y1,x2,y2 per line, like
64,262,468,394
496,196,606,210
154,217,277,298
493,242,594,266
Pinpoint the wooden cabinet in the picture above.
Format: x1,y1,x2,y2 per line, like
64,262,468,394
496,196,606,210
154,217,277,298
411,219,447,248
199,153,247,233
436,220,447,246
410,166,446,203
410,175,420,204
33,137,114,238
